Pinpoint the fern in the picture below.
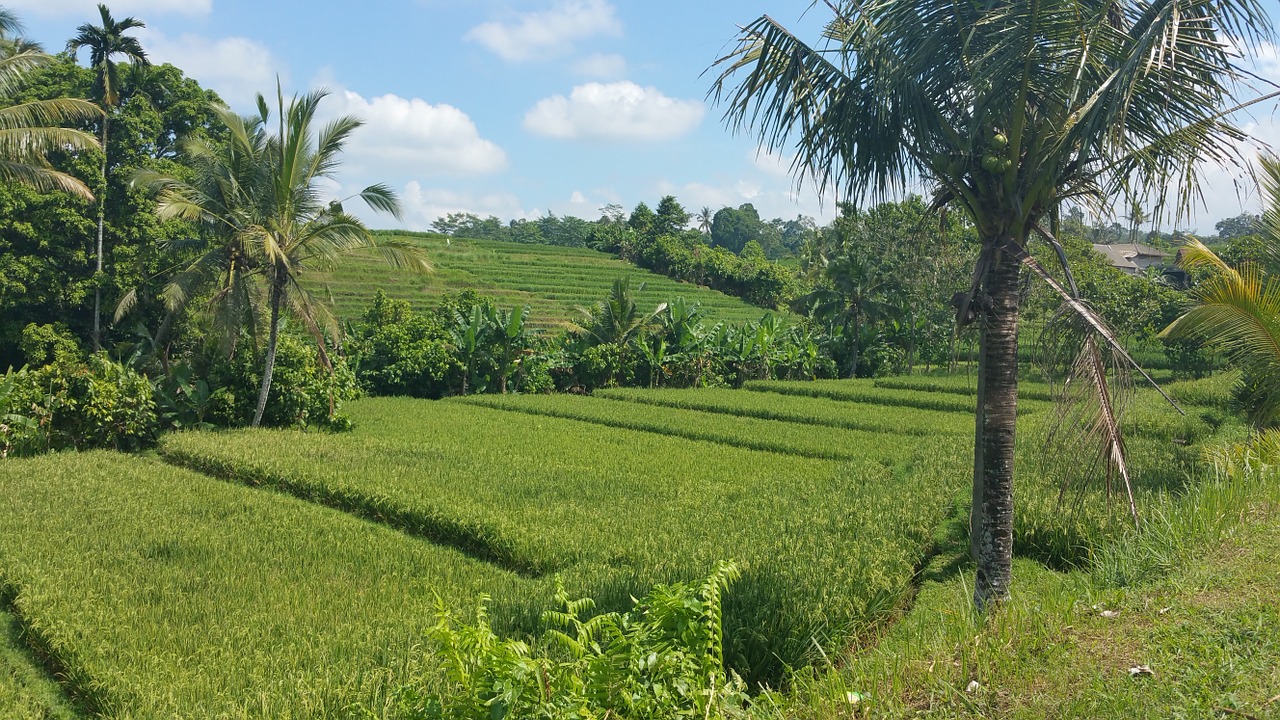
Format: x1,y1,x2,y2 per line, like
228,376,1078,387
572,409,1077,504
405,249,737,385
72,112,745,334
387,562,757,719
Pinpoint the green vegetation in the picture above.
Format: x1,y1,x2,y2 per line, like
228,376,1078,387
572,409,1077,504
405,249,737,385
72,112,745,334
744,378,1050,414
711,0,1268,606
398,564,753,720
309,234,778,330
0,452,536,718
461,392,962,459
0,605,82,720
784,432,1280,719
3,1,1280,717
595,386,973,436
160,396,970,684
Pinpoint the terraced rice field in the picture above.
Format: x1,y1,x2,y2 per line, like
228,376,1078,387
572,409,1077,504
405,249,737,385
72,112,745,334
305,234,780,329
0,376,1237,717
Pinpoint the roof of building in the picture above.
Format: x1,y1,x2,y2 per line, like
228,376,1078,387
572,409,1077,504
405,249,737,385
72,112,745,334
1091,242,1172,270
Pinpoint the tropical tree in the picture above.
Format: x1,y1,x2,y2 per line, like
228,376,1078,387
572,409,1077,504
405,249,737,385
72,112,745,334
140,86,428,426
578,277,667,348
711,0,1274,607
67,2,149,350
0,8,40,56
695,206,715,237
1162,156,1280,427
0,48,100,198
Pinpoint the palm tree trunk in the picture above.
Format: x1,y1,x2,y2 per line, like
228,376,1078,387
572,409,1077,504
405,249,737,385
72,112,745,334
973,248,1021,609
92,118,109,351
251,283,283,428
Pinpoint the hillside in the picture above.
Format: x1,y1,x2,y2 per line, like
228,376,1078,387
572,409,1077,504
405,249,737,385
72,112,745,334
306,233,783,330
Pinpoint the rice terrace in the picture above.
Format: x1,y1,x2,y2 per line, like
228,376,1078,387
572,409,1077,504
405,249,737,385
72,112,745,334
3,0,1280,719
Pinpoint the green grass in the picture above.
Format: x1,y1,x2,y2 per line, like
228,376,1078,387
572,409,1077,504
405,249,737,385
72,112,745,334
306,234,779,330
160,397,970,684
0,604,82,720
786,445,1280,719
0,452,537,719
593,386,974,436
457,392,967,460
2,372,1259,717
745,378,1052,414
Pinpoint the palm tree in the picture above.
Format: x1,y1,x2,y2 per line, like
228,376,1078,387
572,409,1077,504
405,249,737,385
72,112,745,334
710,0,1274,607
1162,156,1280,427
67,3,149,350
578,277,667,347
0,52,101,198
140,86,429,427
123,105,270,362
0,8,41,55
695,206,714,237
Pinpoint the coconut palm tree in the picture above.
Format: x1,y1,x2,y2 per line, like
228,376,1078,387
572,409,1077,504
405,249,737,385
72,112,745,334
0,7,100,196
123,104,271,362
0,8,41,55
695,206,714,237
578,277,667,347
1162,156,1280,427
67,3,149,350
0,51,101,198
140,86,429,427
710,0,1274,607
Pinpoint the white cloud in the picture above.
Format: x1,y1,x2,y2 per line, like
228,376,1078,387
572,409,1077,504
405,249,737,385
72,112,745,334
5,0,208,17
465,0,621,62
750,147,795,178
399,183,533,231
327,90,508,178
569,190,588,204
524,81,704,141
137,29,280,110
571,52,627,79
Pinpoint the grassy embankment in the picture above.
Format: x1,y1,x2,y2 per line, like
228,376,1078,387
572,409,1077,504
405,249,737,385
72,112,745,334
306,233,779,330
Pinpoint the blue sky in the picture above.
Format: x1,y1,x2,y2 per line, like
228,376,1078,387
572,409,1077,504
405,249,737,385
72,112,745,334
10,0,1280,234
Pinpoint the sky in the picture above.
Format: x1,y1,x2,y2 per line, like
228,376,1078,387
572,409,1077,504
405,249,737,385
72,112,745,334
9,0,1280,235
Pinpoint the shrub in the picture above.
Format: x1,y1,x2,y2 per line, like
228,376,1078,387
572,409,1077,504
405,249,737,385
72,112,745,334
387,563,755,720
202,332,359,429
1,353,157,455
349,291,458,398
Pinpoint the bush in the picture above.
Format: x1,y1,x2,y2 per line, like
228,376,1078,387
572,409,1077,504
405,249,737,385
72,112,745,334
349,291,458,398
386,563,756,720
202,332,359,429
1,353,157,456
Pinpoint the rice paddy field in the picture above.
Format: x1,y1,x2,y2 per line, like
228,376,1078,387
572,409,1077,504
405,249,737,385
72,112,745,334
0,374,1243,718
304,234,780,329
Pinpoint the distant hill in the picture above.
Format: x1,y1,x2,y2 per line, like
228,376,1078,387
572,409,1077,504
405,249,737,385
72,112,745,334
306,233,784,331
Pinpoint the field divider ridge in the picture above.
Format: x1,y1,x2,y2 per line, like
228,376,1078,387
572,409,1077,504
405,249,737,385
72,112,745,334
591,388,967,437
454,397,868,461
158,444,549,578
0,581,104,718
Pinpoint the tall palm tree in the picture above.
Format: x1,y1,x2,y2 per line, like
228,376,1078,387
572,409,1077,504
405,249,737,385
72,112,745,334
1162,156,1280,427
123,104,271,361
67,2,149,350
710,0,1274,607
140,86,429,427
695,206,714,236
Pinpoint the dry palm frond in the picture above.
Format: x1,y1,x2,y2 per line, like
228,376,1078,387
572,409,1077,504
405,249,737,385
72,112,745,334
1040,308,1140,525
